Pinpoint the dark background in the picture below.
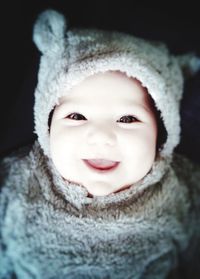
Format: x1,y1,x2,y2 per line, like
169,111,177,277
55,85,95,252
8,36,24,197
1,1,200,164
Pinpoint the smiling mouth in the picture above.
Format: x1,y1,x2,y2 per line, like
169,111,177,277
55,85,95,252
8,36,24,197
83,159,120,171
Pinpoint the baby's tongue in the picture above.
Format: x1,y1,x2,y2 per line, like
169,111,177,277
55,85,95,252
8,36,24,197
88,159,116,168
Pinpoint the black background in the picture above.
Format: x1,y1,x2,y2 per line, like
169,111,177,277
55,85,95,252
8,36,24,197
1,0,200,164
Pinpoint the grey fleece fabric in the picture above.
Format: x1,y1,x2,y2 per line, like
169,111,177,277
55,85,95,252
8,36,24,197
0,9,200,279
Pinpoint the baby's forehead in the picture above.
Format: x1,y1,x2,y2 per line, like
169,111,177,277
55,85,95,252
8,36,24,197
57,71,158,119
59,71,148,103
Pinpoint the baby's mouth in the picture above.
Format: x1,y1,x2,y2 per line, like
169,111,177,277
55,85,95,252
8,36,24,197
83,159,120,171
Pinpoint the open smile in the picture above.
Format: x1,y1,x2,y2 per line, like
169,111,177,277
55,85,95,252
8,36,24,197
82,159,120,172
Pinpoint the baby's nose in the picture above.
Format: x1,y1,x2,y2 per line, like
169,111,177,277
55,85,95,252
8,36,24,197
87,124,116,146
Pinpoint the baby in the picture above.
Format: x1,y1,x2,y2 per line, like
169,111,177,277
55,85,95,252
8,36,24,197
0,9,200,279
49,71,159,197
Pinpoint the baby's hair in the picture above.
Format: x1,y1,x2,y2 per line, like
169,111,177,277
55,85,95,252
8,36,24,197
48,108,55,132
133,78,167,153
147,94,167,153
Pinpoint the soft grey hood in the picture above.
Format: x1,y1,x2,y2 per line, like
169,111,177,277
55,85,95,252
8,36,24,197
32,9,200,206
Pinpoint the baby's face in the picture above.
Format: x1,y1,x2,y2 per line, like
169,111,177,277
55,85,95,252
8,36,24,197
49,71,158,197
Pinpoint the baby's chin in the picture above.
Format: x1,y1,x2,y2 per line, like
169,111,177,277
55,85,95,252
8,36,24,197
66,178,132,197
63,176,134,197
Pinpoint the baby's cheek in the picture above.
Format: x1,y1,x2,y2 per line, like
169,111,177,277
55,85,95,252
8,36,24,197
127,133,156,161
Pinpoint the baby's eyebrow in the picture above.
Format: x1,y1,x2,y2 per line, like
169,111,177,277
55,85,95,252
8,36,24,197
57,101,152,114
118,102,153,114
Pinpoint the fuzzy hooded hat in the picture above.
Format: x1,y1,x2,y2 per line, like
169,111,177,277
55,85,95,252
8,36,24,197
32,9,200,207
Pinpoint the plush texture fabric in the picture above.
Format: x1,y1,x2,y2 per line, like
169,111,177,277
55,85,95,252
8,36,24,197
0,9,200,279
0,141,200,279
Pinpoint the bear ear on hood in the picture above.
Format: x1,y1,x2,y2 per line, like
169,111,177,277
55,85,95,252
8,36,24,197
33,9,67,54
175,52,200,79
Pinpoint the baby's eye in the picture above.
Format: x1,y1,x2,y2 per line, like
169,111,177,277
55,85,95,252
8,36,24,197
65,113,138,123
117,115,138,123
66,113,86,121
